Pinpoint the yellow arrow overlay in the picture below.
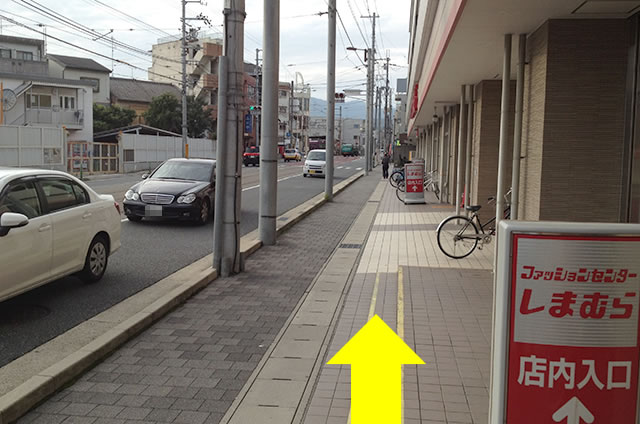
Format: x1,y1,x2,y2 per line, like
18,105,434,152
327,314,425,424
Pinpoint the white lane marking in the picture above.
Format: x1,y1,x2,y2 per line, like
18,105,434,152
337,166,344,169
356,167,363,171
121,217,128,222
242,173,300,191
345,167,352,170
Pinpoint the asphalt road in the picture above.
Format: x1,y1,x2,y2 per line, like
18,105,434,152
0,157,366,367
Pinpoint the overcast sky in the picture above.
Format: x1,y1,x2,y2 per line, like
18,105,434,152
0,0,410,100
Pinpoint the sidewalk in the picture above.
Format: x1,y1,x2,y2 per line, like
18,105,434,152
16,173,381,424
299,185,494,423
18,176,496,424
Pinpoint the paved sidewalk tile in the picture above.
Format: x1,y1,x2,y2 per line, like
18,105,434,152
302,184,494,424
18,175,380,424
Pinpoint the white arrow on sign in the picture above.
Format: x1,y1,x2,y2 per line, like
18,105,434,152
411,185,418,192
552,397,594,424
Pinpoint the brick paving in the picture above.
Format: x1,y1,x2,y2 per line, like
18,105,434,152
18,174,381,424
302,184,494,423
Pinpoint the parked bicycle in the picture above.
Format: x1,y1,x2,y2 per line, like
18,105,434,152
392,169,440,200
436,189,512,259
389,168,405,189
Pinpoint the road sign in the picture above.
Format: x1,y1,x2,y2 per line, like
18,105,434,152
490,221,640,424
403,162,424,204
244,113,252,133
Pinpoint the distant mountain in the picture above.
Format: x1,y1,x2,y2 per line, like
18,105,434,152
310,97,394,120
310,97,366,119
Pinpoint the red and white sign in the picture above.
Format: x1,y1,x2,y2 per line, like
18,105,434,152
503,234,640,423
403,162,424,204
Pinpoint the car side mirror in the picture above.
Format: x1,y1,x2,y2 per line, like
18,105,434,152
141,174,149,180
0,212,29,237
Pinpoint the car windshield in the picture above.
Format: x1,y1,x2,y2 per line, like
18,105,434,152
151,161,213,181
307,151,326,161
285,149,295,153
245,146,259,153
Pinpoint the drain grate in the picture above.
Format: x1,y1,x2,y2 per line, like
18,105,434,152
339,243,362,249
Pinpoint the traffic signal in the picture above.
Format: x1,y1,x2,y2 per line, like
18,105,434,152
335,93,345,103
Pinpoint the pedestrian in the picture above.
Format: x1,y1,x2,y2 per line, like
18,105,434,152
382,153,390,179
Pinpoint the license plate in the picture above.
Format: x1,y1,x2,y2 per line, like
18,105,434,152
309,170,316,174
145,205,163,217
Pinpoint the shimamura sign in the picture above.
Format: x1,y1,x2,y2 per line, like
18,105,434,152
490,221,640,424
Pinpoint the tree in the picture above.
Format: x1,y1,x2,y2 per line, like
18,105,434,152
144,93,213,138
93,104,136,133
187,95,214,138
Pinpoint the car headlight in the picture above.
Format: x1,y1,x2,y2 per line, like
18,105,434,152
125,190,139,201
177,193,197,204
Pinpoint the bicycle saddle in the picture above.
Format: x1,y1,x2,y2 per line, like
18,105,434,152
466,205,482,212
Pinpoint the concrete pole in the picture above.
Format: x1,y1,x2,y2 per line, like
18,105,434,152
181,0,188,158
255,48,261,145
495,34,512,234
464,85,473,215
376,87,382,162
259,0,279,245
325,0,336,200
455,86,466,216
385,56,390,153
365,48,372,175
438,109,446,203
213,57,228,270
219,0,245,276
289,80,294,147
511,34,526,220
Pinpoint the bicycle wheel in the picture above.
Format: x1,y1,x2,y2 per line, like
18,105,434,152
396,186,404,202
397,180,405,192
437,215,479,259
389,170,404,188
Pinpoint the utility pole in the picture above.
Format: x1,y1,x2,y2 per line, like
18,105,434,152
384,56,390,153
181,0,188,158
289,80,294,148
213,0,245,276
362,13,376,172
376,86,382,161
338,105,342,147
259,0,278,245
325,0,336,200
254,48,261,146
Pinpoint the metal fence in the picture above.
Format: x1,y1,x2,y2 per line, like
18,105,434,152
0,125,66,171
118,133,216,173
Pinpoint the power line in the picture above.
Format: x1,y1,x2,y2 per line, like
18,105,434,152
345,0,369,48
12,0,171,62
85,0,173,38
0,13,182,84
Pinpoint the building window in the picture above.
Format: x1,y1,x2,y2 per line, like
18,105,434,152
353,124,360,129
0,49,11,59
124,149,135,162
279,106,287,114
59,96,76,110
16,51,33,61
80,77,100,93
279,90,288,98
26,94,52,109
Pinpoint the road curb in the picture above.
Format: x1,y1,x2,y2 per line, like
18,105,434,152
0,170,364,424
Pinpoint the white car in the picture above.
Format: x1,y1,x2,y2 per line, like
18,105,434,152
303,149,327,178
0,168,121,302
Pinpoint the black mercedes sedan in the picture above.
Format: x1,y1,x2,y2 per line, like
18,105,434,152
122,158,215,225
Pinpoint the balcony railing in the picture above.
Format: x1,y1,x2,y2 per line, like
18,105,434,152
25,109,84,127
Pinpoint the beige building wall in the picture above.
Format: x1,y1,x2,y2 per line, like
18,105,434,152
470,80,515,214
520,19,628,222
